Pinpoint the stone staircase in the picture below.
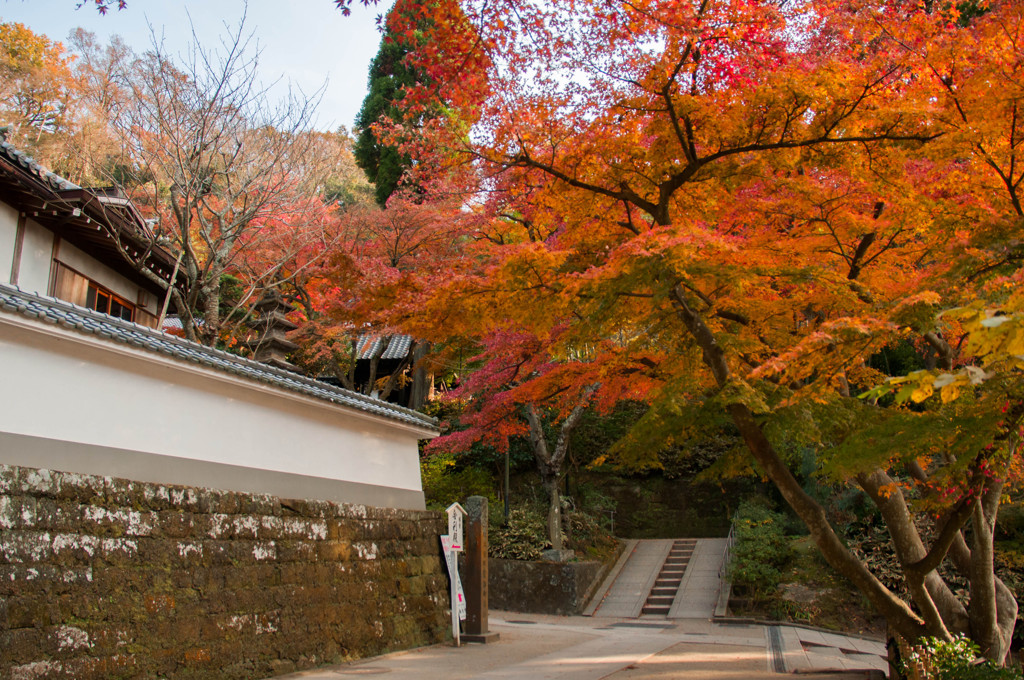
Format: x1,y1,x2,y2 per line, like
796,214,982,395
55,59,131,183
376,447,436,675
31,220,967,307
640,539,696,616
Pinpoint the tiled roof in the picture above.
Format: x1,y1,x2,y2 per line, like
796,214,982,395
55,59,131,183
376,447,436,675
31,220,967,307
164,321,413,361
161,315,196,331
0,139,81,192
355,333,414,360
0,283,437,432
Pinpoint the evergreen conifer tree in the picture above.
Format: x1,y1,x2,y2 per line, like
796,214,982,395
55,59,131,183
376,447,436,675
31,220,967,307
353,2,425,207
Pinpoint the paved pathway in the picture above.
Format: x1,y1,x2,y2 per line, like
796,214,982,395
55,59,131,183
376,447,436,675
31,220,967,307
670,538,728,618
774,626,888,675
269,536,889,679
587,540,674,618
273,613,887,679
586,538,728,620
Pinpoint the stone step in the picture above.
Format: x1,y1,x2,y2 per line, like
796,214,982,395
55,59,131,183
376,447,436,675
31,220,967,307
639,539,699,617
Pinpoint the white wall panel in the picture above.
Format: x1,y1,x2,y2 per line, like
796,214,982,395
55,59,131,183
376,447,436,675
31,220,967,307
0,318,429,506
17,219,54,294
0,202,17,284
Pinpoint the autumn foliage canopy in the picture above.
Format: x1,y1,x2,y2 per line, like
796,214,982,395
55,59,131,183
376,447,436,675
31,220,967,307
372,0,1024,662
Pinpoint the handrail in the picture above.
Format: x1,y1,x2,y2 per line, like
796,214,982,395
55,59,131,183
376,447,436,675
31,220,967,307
719,519,736,580
713,518,737,617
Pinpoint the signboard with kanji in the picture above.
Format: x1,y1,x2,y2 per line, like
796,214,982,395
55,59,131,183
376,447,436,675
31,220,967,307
446,502,467,551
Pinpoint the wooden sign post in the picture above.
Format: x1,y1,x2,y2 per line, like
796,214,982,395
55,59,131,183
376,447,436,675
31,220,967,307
462,496,499,643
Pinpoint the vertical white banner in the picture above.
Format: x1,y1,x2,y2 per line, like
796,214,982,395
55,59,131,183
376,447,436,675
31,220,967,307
441,535,467,646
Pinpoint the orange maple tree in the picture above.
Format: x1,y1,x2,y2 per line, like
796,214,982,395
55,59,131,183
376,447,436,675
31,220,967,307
398,0,1024,661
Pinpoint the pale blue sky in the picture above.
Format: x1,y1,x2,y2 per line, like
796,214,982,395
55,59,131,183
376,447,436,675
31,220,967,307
0,0,394,132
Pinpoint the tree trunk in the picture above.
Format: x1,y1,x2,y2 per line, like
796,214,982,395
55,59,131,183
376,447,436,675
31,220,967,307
199,276,221,347
409,341,431,410
544,473,563,550
970,480,1015,663
525,385,597,554
671,285,929,642
364,336,387,396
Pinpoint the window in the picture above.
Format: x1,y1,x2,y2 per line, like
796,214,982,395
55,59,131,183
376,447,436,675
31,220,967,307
86,283,134,322
53,263,136,323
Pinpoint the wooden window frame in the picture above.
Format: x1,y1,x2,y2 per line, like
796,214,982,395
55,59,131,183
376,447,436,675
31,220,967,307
52,262,136,323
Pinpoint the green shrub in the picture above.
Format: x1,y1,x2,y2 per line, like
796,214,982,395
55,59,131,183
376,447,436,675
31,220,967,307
420,453,498,510
567,508,619,562
488,498,619,562
729,499,793,597
903,635,1022,680
490,505,547,560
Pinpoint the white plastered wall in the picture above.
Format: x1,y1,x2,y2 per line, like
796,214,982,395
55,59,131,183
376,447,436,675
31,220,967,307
0,314,432,508
0,201,16,283
17,219,54,295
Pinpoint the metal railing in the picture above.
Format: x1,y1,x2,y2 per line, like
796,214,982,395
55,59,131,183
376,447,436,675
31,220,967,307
719,519,736,580
713,518,737,617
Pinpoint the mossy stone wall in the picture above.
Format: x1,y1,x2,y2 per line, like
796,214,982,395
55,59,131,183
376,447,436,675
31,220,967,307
0,464,449,679
488,557,605,615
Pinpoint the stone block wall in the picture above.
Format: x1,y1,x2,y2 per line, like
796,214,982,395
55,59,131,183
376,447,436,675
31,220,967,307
0,465,450,679
489,558,606,616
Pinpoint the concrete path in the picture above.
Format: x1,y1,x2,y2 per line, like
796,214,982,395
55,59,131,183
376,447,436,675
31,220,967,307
773,626,888,675
271,613,887,680
269,536,888,679
586,538,727,620
670,538,728,619
589,540,675,618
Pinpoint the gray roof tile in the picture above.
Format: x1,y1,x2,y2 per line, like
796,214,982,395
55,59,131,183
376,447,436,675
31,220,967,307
0,140,81,192
355,333,414,360
0,283,437,432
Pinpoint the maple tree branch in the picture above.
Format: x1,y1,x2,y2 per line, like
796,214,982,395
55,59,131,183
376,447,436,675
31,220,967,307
507,147,662,220
716,309,750,325
911,495,977,576
618,201,642,235
551,383,599,472
846,232,877,280
923,331,955,371
704,129,941,165
659,43,699,165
